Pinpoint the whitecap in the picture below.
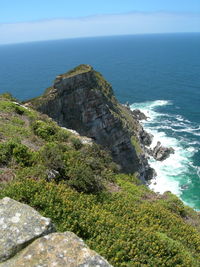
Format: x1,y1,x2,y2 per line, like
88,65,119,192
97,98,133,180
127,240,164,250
130,99,199,209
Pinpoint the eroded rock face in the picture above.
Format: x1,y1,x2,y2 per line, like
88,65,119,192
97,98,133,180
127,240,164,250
2,232,112,267
28,64,151,176
0,197,54,263
131,109,148,121
138,128,153,147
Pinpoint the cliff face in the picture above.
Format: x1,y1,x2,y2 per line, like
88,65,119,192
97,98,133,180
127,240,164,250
28,65,153,178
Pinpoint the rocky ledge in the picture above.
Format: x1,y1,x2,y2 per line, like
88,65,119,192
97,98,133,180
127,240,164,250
0,197,112,267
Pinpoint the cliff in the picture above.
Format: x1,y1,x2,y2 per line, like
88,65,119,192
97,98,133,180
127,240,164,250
28,64,153,179
0,93,200,266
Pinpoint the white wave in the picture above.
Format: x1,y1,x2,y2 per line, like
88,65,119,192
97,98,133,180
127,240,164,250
172,128,200,136
187,141,200,145
130,100,172,123
176,115,191,123
130,99,199,207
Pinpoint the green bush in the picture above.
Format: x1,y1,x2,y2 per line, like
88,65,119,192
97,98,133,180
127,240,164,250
31,120,58,140
14,105,25,115
70,136,83,150
64,151,103,193
37,142,112,193
0,140,34,167
54,128,71,142
0,92,16,101
39,142,65,172
63,146,116,193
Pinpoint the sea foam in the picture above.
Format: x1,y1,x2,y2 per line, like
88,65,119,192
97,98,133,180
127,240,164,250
130,100,200,210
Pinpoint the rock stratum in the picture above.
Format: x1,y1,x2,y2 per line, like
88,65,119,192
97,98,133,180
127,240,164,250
0,197,112,267
28,64,154,180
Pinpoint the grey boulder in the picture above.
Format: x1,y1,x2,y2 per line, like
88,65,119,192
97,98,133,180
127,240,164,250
1,232,112,267
0,197,54,263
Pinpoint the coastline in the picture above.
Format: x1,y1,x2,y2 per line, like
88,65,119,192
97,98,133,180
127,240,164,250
130,100,200,211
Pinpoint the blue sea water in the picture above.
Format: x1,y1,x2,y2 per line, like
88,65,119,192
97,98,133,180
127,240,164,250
0,33,200,210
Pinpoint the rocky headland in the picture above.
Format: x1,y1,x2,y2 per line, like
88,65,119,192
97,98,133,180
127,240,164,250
1,65,199,266
27,64,160,181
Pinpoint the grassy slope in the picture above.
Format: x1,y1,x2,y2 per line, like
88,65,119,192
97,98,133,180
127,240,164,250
0,93,200,266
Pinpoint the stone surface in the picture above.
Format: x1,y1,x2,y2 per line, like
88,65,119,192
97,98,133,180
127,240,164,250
131,109,148,121
151,141,175,161
138,128,153,147
1,232,112,267
0,197,54,263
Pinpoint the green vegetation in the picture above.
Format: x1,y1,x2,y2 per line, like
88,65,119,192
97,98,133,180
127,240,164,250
62,64,92,78
1,177,200,266
131,136,142,155
0,94,200,266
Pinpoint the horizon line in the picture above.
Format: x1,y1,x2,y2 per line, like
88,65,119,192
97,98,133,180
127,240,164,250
1,31,200,47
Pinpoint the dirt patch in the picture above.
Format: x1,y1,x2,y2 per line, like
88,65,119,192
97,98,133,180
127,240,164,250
0,168,15,183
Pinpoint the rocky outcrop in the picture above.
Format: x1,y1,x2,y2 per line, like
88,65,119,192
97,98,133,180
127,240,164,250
0,198,112,267
138,128,153,147
0,197,54,263
131,109,148,121
27,64,153,179
150,141,175,161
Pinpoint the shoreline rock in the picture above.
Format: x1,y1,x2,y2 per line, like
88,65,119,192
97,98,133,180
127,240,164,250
150,141,175,161
131,109,148,121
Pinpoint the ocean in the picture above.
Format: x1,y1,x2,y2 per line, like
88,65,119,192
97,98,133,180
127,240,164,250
0,33,200,210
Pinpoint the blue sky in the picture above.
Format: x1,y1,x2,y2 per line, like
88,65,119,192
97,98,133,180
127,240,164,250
0,0,200,44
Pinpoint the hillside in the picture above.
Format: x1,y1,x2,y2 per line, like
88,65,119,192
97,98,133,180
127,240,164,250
0,66,200,266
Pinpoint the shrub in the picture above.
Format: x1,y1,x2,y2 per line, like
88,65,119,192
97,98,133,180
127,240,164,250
39,142,65,171
31,120,58,140
54,128,71,142
14,105,25,115
70,136,83,150
65,156,103,193
0,92,16,101
0,178,199,266
0,140,34,167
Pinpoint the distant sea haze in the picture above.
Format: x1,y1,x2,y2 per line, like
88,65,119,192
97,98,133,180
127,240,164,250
0,33,200,210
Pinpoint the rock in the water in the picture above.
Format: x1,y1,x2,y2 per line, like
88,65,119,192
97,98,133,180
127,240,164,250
0,197,54,263
1,232,112,267
151,141,175,161
132,109,148,121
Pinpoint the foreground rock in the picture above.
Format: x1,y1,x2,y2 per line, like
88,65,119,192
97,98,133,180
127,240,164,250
0,197,54,263
151,141,175,161
2,232,112,267
27,64,153,178
0,198,112,267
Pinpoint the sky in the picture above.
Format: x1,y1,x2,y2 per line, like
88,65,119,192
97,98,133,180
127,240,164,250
0,0,200,44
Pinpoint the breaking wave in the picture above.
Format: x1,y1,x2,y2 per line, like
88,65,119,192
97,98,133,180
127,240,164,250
130,100,200,210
